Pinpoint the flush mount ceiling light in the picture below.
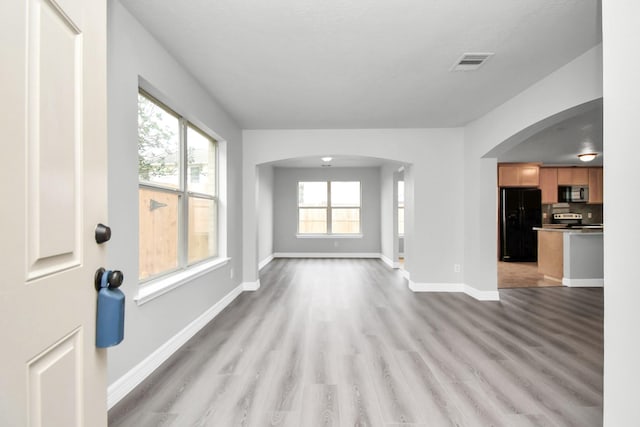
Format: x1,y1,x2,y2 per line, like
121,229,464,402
321,157,333,162
578,153,597,162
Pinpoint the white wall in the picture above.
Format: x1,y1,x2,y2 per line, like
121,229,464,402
107,0,243,385
602,3,640,424
257,164,274,266
273,167,381,254
463,45,603,292
242,129,465,288
380,164,398,265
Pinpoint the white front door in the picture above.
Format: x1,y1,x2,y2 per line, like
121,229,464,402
0,0,109,425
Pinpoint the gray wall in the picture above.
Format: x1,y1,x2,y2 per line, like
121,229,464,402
107,0,243,384
273,167,381,254
563,233,603,280
257,165,274,264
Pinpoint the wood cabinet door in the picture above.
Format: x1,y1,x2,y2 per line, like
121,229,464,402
572,168,589,185
520,165,540,186
539,168,558,204
499,164,539,187
558,167,589,185
589,168,604,203
498,165,520,186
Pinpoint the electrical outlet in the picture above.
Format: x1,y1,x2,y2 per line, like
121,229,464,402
230,268,234,279
454,264,461,273
543,212,547,219
588,212,592,219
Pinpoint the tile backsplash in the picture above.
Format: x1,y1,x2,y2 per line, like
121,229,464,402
542,203,603,224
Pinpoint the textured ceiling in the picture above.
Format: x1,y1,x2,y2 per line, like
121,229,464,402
120,0,601,129
499,101,603,166
268,155,403,169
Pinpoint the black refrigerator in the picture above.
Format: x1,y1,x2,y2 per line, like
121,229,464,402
500,188,542,262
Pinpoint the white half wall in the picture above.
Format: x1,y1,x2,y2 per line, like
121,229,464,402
463,45,603,293
107,0,243,388
380,163,397,265
242,129,465,287
257,164,274,265
602,2,640,424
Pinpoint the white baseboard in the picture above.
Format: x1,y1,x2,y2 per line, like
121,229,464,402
107,283,244,409
242,279,261,291
408,281,500,301
562,277,604,287
463,284,501,301
258,254,274,270
401,269,410,280
380,255,399,269
273,252,381,259
408,281,464,292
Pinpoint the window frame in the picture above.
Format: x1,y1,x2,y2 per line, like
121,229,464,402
296,180,362,236
137,89,220,284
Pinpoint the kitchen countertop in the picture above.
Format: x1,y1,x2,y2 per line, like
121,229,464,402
534,226,603,234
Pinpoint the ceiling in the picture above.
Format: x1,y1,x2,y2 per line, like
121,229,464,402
120,0,601,129
498,100,603,166
268,155,403,169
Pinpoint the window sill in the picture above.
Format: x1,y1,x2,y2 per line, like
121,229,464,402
296,234,363,239
134,257,230,306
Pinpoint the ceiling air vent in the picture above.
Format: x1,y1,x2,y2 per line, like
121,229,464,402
450,53,494,71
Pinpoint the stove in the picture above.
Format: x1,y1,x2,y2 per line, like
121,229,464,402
553,213,583,226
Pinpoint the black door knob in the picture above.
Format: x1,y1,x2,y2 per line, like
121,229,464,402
95,268,125,291
95,223,112,244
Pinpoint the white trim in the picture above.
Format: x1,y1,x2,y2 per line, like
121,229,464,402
242,279,261,291
562,278,604,287
274,252,381,258
463,284,501,301
380,255,399,269
296,234,363,239
408,281,500,301
408,281,464,292
135,257,231,305
258,254,274,270
108,282,243,409
400,269,410,280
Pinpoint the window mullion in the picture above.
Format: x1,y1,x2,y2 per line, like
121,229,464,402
327,181,332,234
178,117,188,269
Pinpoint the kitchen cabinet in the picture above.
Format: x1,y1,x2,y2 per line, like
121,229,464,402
498,164,539,187
539,168,558,204
588,167,603,204
557,167,589,186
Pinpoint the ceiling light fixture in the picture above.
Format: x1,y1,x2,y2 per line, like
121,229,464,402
578,153,597,162
321,157,332,162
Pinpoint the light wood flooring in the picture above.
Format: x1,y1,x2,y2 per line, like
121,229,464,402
109,258,603,426
498,261,561,289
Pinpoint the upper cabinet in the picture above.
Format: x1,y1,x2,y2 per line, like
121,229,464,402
557,167,589,185
501,164,603,204
539,168,558,204
588,167,603,204
498,163,540,187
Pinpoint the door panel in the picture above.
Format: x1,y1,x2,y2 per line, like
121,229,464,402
0,0,108,425
27,328,82,427
27,0,83,279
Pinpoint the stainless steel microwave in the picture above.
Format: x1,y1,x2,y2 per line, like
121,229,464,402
558,186,589,203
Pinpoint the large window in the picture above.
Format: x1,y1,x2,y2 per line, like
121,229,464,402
298,181,361,235
138,91,218,281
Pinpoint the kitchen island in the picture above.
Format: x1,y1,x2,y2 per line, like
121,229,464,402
534,227,603,287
